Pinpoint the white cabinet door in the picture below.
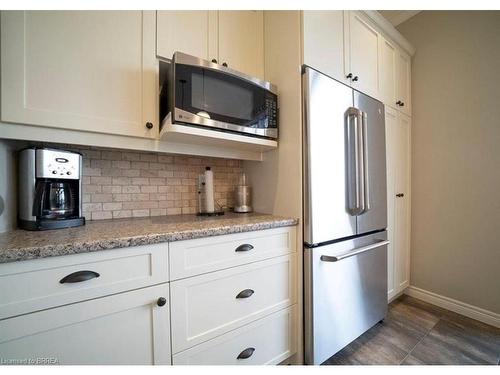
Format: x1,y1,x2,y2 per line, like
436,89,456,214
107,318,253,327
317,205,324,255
156,11,218,61
218,11,265,79
346,11,380,99
302,11,348,84
0,11,157,138
396,50,412,116
385,107,398,300
0,284,171,365
386,109,411,299
395,113,411,291
379,37,398,109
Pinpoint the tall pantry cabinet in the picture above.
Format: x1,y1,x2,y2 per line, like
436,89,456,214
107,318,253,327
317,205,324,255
302,10,413,301
385,107,411,300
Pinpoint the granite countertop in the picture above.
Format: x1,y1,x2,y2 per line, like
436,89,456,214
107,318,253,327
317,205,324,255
0,212,298,264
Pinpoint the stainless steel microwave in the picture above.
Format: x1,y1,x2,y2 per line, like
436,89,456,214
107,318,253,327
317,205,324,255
160,52,278,139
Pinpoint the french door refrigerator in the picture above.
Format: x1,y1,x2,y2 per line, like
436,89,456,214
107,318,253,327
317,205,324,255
303,66,389,365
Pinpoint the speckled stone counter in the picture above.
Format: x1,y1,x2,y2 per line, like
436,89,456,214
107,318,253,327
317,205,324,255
0,213,298,264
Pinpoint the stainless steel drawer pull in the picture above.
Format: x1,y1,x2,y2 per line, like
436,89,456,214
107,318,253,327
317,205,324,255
60,270,100,284
320,240,389,263
235,244,254,252
237,347,255,359
236,289,254,299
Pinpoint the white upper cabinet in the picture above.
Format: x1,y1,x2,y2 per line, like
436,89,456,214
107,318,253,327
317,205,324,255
156,11,265,80
396,50,412,116
218,11,265,79
302,11,348,84
0,11,158,138
156,11,217,61
346,12,381,99
379,37,398,109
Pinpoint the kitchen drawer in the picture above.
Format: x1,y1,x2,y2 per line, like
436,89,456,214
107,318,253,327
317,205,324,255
0,244,169,320
170,254,296,353
169,226,296,280
173,305,297,365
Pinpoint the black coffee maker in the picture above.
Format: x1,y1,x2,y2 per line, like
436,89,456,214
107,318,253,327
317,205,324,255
18,148,85,230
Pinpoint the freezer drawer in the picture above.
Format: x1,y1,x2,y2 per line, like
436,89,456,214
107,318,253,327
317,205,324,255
304,231,388,365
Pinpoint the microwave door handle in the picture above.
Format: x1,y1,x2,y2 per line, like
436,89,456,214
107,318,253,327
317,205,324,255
361,111,370,213
346,108,362,215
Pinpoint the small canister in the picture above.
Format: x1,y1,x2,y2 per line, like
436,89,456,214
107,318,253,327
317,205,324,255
233,173,253,213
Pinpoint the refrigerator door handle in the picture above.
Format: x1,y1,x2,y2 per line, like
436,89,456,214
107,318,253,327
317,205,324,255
361,111,371,214
320,239,389,262
345,107,363,215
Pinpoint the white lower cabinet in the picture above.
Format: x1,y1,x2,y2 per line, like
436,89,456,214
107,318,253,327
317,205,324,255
173,305,297,365
0,226,298,365
170,254,296,353
0,284,171,365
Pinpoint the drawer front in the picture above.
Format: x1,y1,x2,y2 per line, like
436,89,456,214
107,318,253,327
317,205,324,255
0,283,171,365
170,254,296,353
169,226,296,280
173,305,297,365
0,244,169,320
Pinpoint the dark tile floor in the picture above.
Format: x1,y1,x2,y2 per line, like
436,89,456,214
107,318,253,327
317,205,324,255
323,295,500,365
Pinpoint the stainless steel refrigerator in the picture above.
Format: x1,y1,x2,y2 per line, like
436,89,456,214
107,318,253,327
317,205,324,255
303,66,389,365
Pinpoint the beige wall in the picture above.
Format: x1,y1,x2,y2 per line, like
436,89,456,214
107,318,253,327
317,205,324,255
398,11,500,313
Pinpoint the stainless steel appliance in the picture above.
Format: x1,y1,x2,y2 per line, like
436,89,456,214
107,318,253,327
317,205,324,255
302,67,388,365
160,52,278,139
233,173,253,213
18,148,85,230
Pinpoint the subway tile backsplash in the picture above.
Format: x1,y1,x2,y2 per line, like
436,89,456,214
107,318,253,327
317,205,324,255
53,146,242,220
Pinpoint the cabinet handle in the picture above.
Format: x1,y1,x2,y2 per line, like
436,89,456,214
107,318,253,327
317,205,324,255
222,62,228,67
157,297,167,307
400,102,405,107
236,289,254,299
352,76,359,82
60,270,100,284
237,347,255,360
211,58,218,63
235,244,254,252
145,122,154,129
396,193,404,197
396,100,402,106
346,73,353,79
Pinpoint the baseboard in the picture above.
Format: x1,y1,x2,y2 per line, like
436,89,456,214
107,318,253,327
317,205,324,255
405,286,500,328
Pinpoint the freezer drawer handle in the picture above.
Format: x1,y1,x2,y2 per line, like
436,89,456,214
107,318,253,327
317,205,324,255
320,240,389,262
60,270,100,284
235,244,254,252
236,289,255,299
237,347,255,359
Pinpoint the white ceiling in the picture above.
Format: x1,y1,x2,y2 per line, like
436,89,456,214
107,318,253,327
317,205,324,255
378,11,422,26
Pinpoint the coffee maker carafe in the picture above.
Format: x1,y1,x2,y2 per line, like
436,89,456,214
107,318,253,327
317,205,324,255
18,148,85,230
